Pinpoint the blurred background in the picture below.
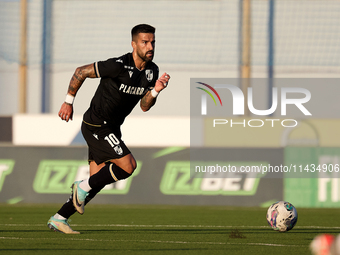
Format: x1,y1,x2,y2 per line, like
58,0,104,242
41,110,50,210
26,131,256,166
0,0,340,208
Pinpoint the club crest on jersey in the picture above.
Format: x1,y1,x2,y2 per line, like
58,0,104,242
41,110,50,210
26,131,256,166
114,145,123,155
145,70,153,82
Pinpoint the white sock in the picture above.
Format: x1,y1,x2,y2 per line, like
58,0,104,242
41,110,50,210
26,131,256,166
54,213,67,220
79,179,91,192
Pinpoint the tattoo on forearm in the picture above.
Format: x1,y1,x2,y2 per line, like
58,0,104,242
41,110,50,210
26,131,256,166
73,73,82,82
68,75,82,95
66,64,96,96
68,83,79,94
141,91,156,111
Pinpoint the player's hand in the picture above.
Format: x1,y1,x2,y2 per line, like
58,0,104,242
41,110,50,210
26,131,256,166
155,73,170,92
58,102,73,122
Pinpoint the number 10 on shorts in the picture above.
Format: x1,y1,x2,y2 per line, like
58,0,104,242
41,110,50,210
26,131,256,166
104,133,120,147
104,133,124,155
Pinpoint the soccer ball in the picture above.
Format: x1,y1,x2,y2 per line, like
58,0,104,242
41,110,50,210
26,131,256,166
266,201,298,232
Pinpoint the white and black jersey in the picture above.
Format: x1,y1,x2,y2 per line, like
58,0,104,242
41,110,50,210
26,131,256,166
83,52,159,127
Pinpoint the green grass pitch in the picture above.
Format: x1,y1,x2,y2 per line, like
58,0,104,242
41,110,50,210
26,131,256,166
1,204,339,254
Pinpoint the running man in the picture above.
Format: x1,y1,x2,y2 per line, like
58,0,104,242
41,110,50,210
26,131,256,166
47,24,170,234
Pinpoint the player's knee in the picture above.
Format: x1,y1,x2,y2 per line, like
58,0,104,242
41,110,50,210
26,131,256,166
89,163,132,188
110,154,136,175
109,163,133,180
119,155,137,174
123,160,137,175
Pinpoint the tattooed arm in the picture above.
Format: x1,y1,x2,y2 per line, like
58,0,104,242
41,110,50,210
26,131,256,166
140,72,170,112
140,90,157,112
67,64,97,96
58,64,97,122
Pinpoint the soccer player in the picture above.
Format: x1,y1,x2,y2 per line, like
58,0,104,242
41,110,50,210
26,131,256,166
47,24,170,234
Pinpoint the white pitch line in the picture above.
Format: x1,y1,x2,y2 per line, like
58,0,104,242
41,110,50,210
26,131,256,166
0,224,263,228
245,243,301,247
295,226,340,229
72,224,260,228
0,236,305,247
1,223,340,229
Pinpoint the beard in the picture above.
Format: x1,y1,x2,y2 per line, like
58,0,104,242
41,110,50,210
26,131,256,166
137,50,154,62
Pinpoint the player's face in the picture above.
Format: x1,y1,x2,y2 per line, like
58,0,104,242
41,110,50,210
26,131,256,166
133,33,155,62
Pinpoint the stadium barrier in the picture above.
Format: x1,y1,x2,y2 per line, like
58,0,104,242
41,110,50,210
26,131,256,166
2,114,340,208
0,146,283,207
1,146,340,207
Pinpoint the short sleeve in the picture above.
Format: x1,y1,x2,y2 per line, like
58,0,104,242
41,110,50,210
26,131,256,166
95,58,123,78
147,65,160,90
